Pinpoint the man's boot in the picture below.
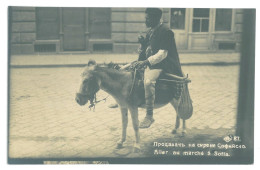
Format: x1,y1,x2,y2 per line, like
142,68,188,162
139,108,155,128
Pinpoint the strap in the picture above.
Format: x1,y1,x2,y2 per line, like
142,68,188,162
127,69,137,101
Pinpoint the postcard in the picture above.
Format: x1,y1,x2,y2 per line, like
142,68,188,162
8,7,255,164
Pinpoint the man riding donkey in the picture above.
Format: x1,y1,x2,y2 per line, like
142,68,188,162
109,8,185,128
132,8,184,128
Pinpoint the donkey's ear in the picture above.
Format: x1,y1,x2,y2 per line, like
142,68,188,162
88,60,96,66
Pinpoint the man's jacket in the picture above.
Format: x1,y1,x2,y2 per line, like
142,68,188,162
138,24,183,77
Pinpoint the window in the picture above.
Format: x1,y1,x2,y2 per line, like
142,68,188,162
215,9,232,31
36,8,60,40
170,8,186,30
192,8,210,32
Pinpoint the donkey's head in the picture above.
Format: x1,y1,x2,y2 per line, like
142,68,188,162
75,60,100,106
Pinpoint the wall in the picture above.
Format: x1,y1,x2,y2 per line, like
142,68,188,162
10,7,36,54
212,9,244,52
111,8,169,53
234,9,244,51
9,7,243,54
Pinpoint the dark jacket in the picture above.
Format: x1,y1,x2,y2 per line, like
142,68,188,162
138,24,183,77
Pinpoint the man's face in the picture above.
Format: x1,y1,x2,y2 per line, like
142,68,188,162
145,14,160,28
145,14,152,28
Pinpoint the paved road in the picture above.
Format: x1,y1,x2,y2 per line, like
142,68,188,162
8,65,239,159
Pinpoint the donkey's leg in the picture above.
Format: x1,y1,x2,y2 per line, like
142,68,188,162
182,119,187,136
117,107,128,149
170,99,180,134
128,106,140,151
172,115,180,134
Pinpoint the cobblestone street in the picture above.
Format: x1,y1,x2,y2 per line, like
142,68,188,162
8,64,239,159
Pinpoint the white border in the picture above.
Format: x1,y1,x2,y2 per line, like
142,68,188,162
1,1,259,170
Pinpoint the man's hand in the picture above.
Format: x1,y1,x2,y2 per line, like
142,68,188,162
138,35,146,46
131,60,150,70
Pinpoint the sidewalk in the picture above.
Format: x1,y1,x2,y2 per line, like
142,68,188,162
10,52,240,68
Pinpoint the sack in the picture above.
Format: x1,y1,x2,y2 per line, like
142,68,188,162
177,83,193,120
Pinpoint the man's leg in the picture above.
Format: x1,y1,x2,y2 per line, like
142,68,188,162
139,67,162,128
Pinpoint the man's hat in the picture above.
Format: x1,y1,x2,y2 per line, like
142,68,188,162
145,8,162,19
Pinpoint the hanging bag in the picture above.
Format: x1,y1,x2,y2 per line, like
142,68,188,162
177,83,193,120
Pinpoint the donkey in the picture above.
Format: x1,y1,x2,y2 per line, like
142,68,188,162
75,60,192,151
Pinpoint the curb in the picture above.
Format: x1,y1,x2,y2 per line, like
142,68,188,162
10,62,240,69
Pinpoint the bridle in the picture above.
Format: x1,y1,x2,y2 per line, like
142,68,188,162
77,75,108,111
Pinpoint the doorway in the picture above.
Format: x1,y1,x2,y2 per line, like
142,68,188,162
62,8,86,51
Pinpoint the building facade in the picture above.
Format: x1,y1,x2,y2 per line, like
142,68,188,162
10,7,244,55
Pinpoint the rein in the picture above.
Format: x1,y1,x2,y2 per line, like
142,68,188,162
77,91,109,111
88,94,109,111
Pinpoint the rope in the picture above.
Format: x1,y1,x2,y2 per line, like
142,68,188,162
89,94,109,111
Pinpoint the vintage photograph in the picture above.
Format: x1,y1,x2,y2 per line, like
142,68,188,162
8,7,255,164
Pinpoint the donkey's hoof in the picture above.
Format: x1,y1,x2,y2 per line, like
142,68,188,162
172,129,178,134
116,142,123,149
133,143,141,153
181,130,187,137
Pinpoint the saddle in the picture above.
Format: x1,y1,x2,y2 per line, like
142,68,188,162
134,69,190,98
130,69,193,120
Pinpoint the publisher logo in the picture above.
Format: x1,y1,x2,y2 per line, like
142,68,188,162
223,135,232,143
